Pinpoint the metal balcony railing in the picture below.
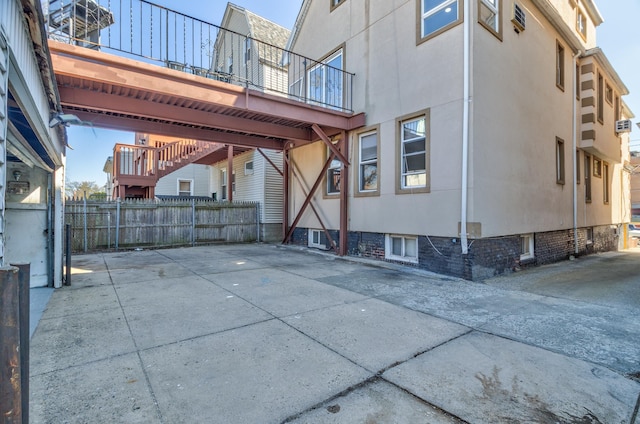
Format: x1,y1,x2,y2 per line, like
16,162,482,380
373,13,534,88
43,0,354,112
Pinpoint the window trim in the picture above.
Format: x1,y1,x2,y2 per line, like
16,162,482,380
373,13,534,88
603,162,609,204
385,234,419,264
396,109,430,194
520,234,534,261
605,83,613,105
576,149,580,185
597,71,604,124
556,41,565,91
478,0,502,40
244,160,254,176
576,8,587,40
416,0,464,45
330,0,346,12
593,157,602,178
355,126,380,197
584,153,591,203
324,141,342,198
177,179,193,197
556,137,565,185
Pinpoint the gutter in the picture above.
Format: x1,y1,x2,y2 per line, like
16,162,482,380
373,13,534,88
460,0,471,254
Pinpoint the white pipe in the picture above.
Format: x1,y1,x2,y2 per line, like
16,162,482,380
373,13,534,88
460,0,472,254
572,50,582,255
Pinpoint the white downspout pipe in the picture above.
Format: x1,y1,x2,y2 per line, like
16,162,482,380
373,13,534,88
460,0,472,254
573,50,582,255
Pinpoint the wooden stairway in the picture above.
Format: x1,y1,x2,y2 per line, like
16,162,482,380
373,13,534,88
112,139,224,199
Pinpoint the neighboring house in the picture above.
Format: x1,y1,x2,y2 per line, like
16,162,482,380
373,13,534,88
285,0,633,280
210,149,283,242
212,2,291,95
629,151,640,219
135,133,215,199
1,0,66,287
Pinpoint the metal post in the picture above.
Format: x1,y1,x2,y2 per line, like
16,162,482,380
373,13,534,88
11,263,30,424
83,192,87,253
191,199,196,246
115,198,121,250
0,266,22,422
65,224,71,286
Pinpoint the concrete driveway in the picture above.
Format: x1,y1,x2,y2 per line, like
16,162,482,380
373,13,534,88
29,245,640,423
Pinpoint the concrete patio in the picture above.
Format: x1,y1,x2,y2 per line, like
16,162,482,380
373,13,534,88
29,244,640,423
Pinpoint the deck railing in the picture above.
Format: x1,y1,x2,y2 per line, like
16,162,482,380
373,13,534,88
43,0,355,112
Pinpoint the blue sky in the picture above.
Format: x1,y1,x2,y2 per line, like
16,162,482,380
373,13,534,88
65,0,640,185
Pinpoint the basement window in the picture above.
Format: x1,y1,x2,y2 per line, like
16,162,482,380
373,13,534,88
520,234,534,260
385,234,418,263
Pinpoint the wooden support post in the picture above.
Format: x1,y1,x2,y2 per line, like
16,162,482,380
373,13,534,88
227,145,234,202
0,266,22,422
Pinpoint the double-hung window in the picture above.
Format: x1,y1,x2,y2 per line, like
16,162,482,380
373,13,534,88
221,169,228,200
419,0,462,43
478,0,500,37
178,179,193,197
556,41,565,90
556,137,565,185
400,115,428,191
358,131,378,193
308,49,343,109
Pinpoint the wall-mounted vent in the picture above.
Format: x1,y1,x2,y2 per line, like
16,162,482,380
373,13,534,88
512,4,526,32
616,119,632,133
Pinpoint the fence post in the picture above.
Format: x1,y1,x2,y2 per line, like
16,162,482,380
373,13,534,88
0,266,22,422
10,263,30,424
83,193,88,253
191,199,196,246
115,198,121,250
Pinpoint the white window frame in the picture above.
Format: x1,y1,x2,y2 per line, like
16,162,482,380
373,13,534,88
478,0,500,35
177,179,193,197
244,160,254,175
385,234,419,263
400,116,427,190
308,229,327,249
420,0,460,41
308,49,343,109
358,130,378,193
520,234,534,260
221,169,228,200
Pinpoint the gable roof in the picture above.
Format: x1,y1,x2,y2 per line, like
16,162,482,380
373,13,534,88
224,2,290,49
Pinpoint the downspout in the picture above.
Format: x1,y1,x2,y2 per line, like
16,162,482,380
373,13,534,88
460,0,472,254
572,50,582,255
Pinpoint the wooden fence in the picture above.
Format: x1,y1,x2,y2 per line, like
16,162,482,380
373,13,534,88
64,199,260,253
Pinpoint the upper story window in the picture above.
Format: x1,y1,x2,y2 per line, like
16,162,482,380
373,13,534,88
331,0,346,10
309,49,343,109
576,8,587,40
358,130,379,194
398,113,429,192
478,0,501,38
418,0,462,44
556,41,565,91
597,72,604,124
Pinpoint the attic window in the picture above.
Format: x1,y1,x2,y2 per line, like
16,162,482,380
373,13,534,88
576,8,587,40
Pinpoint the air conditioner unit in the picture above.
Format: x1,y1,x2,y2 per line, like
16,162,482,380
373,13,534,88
512,4,526,32
616,119,632,133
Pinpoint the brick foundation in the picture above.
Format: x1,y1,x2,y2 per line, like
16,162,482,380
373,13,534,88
289,225,620,280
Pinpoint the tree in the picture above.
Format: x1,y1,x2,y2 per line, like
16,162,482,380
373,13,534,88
66,180,104,199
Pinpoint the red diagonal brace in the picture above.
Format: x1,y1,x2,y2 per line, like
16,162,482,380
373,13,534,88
312,124,349,165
